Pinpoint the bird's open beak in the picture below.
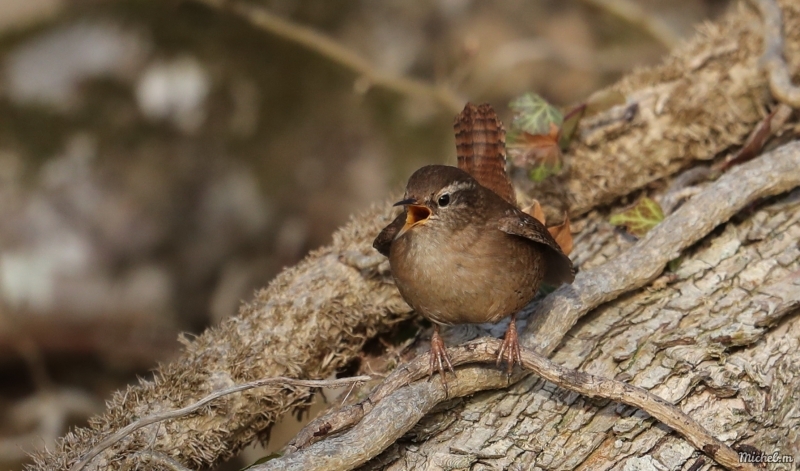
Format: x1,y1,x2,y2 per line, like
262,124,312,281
394,198,431,238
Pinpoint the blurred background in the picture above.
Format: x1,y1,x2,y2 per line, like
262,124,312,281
0,0,730,468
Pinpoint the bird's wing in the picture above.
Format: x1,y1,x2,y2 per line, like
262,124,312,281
373,211,405,257
497,209,575,285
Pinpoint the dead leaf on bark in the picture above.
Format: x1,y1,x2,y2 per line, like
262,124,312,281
522,200,546,224
509,123,562,182
547,214,573,255
523,200,573,255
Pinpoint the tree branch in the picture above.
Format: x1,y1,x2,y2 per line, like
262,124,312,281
193,0,465,114
577,0,680,49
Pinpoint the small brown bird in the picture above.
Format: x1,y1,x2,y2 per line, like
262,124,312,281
373,104,574,385
373,166,573,380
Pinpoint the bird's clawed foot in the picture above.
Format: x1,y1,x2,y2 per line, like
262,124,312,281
496,314,522,375
428,325,455,393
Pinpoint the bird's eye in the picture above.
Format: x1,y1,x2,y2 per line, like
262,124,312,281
437,194,450,207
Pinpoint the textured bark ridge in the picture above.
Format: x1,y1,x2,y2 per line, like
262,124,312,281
29,1,800,470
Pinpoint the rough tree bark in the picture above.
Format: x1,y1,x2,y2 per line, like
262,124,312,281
29,1,800,470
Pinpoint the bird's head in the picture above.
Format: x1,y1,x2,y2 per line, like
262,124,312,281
394,165,482,238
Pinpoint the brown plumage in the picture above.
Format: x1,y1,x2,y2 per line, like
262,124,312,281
373,104,574,386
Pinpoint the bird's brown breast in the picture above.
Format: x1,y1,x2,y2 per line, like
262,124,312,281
389,220,545,325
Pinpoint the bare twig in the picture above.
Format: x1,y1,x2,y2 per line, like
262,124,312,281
192,0,464,114
70,376,371,471
750,0,800,107
577,0,680,49
260,340,755,471
278,140,800,470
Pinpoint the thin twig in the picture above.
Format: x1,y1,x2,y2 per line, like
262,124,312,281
193,0,464,114
260,340,755,471
578,0,680,49
279,140,800,470
69,376,371,471
750,0,800,107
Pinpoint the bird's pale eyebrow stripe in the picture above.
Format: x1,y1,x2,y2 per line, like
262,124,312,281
440,180,475,195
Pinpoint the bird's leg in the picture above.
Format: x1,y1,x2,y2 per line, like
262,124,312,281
428,324,455,390
496,313,522,375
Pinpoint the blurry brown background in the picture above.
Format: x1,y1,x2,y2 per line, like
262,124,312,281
0,0,729,468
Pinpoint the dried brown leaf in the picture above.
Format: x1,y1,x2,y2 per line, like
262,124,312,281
508,123,563,182
522,200,546,224
547,214,573,256
522,202,572,255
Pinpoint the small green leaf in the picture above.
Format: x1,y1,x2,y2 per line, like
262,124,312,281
510,93,563,136
528,161,562,182
668,257,682,272
609,197,665,237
